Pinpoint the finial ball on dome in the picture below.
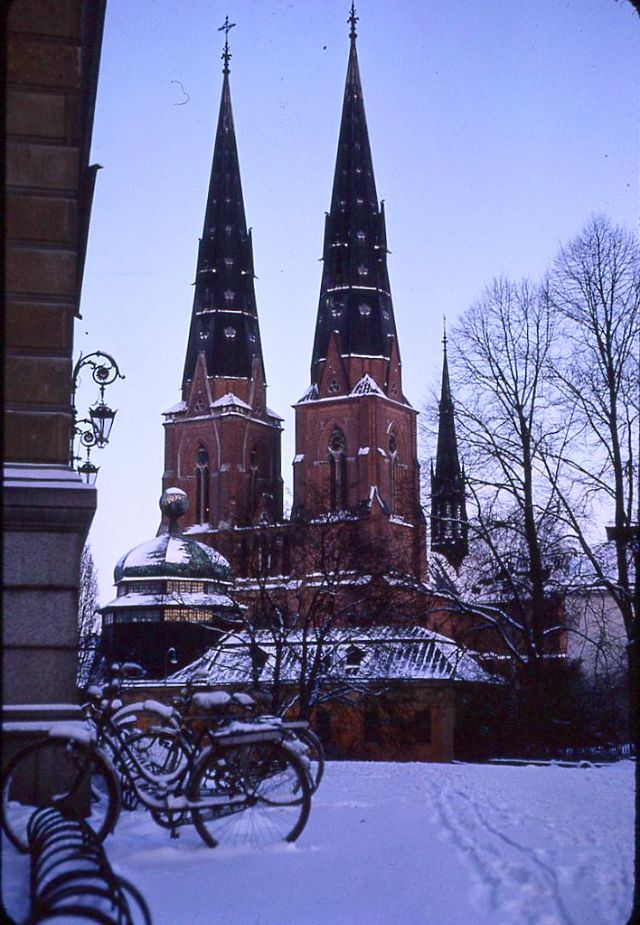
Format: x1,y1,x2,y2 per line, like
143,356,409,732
160,487,189,521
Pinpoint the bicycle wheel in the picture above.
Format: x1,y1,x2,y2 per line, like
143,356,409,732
189,740,311,848
1,737,119,853
289,727,325,792
123,729,190,782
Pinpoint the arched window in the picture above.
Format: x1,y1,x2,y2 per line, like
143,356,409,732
195,446,210,524
249,448,259,517
328,428,347,511
388,431,398,514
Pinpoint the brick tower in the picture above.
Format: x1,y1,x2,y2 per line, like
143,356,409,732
162,32,283,534
292,7,426,584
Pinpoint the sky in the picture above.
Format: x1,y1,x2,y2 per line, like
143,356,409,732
77,0,640,604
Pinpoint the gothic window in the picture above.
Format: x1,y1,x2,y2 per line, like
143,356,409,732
389,430,399,514
328,377,340,394
224,257,234,267
225,224,233,235
357,264,368,277
224,326,236,339
194,392,205,412
359,303,371,317
195,446,210,524
224,289,234,302
249,448,259,517
357,230,366,241
328,427,347,511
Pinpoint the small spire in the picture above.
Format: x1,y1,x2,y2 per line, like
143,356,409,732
219,15,236,75
348,2,358,42
442,316,448,353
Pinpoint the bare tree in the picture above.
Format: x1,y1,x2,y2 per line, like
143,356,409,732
225,515,402,719
545,216,639,642
77,543,100,684
545,216,639,924
446,278,570,727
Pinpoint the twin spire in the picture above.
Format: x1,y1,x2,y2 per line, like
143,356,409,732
311,4,397,379
182,6,467,565
184,6,399,391
182,15,263,388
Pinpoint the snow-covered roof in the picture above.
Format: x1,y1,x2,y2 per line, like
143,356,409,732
163,400,187,415
113,533,231,583
101,590,237,611
297,383,319,403
169,625,495,686
210,393,251,411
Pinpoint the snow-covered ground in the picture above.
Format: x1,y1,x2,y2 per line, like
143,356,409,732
2,760,634,925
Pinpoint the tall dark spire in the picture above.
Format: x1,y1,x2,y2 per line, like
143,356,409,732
431,326,468,570
310,7,397,380
182,26,264,387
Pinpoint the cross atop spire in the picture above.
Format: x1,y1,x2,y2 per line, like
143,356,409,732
219,15,236,74
348,2,358,42
182,38,264,387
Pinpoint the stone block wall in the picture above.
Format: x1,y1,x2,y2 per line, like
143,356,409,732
2,0,106,712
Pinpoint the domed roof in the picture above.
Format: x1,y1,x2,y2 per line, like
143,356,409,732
113,487,231,583
114,532,231,583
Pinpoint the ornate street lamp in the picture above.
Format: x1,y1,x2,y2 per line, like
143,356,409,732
71,351,124,484
77,458,100,487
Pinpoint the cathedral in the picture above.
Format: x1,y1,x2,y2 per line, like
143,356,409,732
103,8,482,761
161,8,467,613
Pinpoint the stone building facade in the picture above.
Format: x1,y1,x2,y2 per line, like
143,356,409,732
3,0,106,712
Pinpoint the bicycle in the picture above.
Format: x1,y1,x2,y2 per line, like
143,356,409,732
120,680,325,793
2,665,311,853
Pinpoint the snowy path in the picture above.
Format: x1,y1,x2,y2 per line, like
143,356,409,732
2,761,633,925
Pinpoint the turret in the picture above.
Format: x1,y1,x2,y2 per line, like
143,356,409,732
430,328,468,570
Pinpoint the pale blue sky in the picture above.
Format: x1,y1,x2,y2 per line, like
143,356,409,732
77,0,640,603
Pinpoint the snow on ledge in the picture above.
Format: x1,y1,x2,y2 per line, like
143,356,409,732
297,383,319,403
210,393,252,411
163,400,187,415
3,463,90,490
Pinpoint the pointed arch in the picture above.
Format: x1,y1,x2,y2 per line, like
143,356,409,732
328,427,347,511
249,445,260,518
388,427,399,514
195,445,210,524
